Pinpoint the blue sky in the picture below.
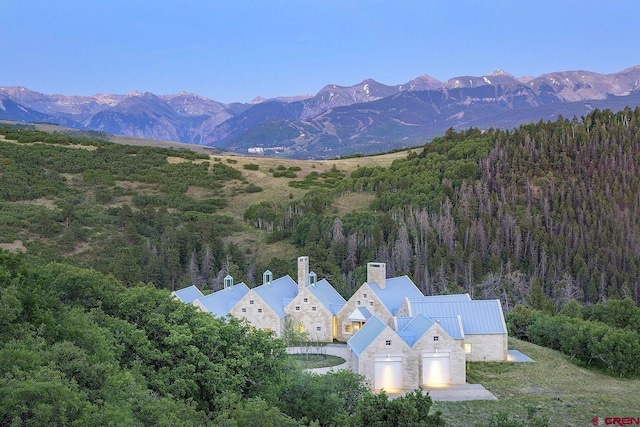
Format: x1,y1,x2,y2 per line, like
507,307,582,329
2,0,638,103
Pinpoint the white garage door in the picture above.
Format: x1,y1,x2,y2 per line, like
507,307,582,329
374,356,403,391
422,352,450,386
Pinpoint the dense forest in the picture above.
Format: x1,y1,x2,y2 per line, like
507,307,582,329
245,108,640,307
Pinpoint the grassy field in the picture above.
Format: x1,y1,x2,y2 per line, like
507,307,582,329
434,339,640,427
288,354,346,369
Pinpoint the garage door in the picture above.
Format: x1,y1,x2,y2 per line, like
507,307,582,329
422,352,450,386
374,356,403,391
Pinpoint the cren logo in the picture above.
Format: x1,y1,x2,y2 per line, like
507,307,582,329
605,418,640,426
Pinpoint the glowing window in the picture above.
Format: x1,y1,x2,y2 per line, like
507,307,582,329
344,325,352,333
465,343,472,354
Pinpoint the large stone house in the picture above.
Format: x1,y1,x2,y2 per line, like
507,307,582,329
173,258,509,392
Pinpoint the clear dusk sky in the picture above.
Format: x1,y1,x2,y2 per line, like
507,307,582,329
3,0,638,103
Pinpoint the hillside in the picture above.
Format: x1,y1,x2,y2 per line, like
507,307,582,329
437,339,640,426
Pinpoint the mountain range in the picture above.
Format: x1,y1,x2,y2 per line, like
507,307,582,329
2,66,640,158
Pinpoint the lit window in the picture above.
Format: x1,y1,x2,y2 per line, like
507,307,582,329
296,324,305,333
311,306,317,311
241,308,246,313
316,326,321,331
264,328,272,332
465,343,472,354
295,306,300,311
303,298,308,303
344,325,352,333
433,336,439,342
385,340,392,346
249,300,254,305
257,308,262,313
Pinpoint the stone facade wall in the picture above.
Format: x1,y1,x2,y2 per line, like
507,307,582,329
284,288,334,342
411,323,466,385
228,290,283,337
464,333,507,361
336,284,393,342
357,327,414,391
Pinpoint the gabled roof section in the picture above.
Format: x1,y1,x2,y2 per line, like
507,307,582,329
307,278,346,314
431,316,465,340
398,313,435,347
423,293,471,302
407,298,507,334
348,315,388,357
253,275,298,318
172,285,204,304
348,307,372,322
194,283,250,318
368,276,424,315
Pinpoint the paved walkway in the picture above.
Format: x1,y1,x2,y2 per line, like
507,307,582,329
508,349,535,362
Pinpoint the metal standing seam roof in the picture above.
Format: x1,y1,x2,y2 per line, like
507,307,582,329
367,276,424,315
252,275,298,318
347,315,388,357
422,293,471,302
307,278,346,315
193,283,250,318
406,298,507,334
172,285,204,303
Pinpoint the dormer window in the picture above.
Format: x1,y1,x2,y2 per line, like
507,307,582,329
224,275,234,289
263,270,273,285
308,271,317,286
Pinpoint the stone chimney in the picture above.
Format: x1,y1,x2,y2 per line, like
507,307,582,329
297,256,309,291
367,262,386,289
